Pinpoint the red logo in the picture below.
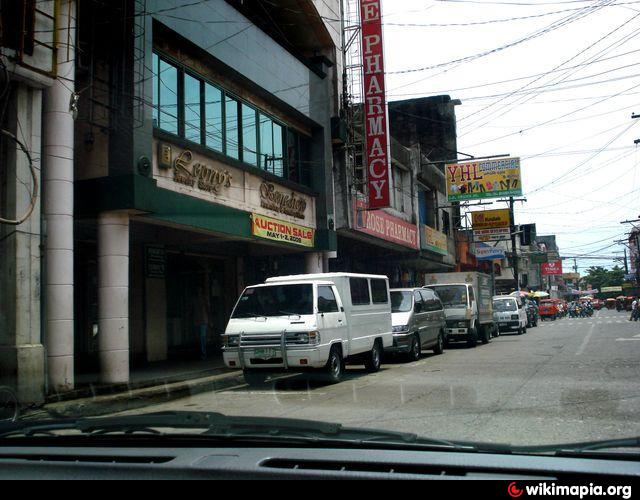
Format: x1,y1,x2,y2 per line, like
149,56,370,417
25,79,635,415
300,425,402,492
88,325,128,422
508,483,524,498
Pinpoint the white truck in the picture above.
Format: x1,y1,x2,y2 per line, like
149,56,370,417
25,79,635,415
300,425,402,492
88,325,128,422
222,273,393,386
424,272,496,347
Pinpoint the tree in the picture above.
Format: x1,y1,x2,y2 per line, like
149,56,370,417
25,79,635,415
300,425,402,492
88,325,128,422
582,266,625,291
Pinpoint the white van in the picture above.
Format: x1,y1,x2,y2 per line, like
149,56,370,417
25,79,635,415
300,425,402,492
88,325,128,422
222,273,393,386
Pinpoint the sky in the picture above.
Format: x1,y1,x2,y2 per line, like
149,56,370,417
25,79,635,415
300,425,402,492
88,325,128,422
380,0,640,273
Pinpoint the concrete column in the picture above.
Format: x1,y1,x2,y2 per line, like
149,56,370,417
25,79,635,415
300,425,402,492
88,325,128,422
98,211,130,384
43,0,76,392
305,252,324,274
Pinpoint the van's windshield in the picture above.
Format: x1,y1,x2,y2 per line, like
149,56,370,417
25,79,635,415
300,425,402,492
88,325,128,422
391,291,413,313
493,299,517,312
232,284,314,318
427,285,468,308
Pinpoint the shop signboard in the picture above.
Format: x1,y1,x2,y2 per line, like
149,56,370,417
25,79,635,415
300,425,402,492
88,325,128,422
360,0,391,209
145,246,166,279
471,209,511,230
473,227,511,242
354,199,419,249
562,273,581,281
423,225,448,256
601,286,623,293
475,242,506,261
251,214,315,248
445,157,522,202
531,253,549,264
541,260,563,276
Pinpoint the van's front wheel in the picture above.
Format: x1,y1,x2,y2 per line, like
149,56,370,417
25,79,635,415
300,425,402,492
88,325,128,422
323,347,344,384
364,340,382,373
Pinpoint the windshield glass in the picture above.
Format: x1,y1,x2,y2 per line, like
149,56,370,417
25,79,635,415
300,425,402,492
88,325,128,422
427,285,468,308
493,299,517,312
5,0,640,463
391,291,413,313
232,285,313,318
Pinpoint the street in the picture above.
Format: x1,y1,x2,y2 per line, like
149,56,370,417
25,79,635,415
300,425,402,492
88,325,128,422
118,308,640,446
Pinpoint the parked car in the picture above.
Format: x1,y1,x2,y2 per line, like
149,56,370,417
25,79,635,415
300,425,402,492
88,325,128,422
222,273,393,386
424,272,496,347
388,288,446,361
539,299,559,320
493,296,528,335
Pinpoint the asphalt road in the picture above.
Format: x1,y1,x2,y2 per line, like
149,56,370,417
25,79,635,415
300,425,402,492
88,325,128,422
120,308,640,446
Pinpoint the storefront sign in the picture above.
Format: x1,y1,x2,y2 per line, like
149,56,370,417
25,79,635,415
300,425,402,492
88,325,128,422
541,260,563,276
172,150,233,195
252,214,314,248
471,209,511,230
259,182,307,220
602,286,623,293
473,227,511,242
531,252,549,264
354,199,419,249
360,0,390,209
145,246,166,279
423,225,448,256
475,242,506,261
446,157,522,202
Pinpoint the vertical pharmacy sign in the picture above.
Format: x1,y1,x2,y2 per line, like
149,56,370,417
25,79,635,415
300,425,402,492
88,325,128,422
360,0,390,208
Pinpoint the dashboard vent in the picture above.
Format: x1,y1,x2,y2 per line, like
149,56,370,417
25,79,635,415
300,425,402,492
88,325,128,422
261,459,467,476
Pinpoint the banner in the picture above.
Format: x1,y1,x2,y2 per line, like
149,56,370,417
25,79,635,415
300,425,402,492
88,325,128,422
475,242,506,261
360,0,390,209
252,214,315,248
423,226,448,256
471,209,511,230
541,260,563,276
446,157,522,202
473,227,511,242
355,199,419,249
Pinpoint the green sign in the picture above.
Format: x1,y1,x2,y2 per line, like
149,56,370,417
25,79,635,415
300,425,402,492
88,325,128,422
531,253,549,264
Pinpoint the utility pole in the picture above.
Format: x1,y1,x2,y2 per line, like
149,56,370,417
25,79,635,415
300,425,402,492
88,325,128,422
509,197,519,291
633,113,639,145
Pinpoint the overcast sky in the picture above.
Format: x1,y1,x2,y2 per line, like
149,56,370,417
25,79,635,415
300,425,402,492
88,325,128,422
380,0,640,272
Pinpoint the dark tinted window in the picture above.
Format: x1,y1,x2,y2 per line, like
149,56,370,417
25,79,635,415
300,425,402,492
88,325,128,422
371,279,389,304
318,286,339,313
350,278,371,306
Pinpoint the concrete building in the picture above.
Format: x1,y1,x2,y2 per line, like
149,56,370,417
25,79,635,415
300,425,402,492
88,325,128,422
2,0,344,399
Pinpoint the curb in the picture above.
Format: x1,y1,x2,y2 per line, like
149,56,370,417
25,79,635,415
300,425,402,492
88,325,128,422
23,370,246,420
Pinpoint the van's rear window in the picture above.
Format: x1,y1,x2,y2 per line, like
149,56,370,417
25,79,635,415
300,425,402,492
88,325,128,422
371,279,389,304
350,278,371,306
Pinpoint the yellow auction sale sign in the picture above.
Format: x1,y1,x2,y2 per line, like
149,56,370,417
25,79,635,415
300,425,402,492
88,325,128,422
252,214,315,248
446,157,522,202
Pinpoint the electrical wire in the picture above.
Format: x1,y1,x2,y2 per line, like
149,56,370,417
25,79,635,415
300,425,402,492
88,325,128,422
0,129,38,226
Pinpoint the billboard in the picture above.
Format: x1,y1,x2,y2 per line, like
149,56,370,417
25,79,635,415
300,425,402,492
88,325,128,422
475,242,506,261
471,209,511,230
473,227,511,242
360,0,390,209
252,214,315,248
446,157,522,202
541,260,563,276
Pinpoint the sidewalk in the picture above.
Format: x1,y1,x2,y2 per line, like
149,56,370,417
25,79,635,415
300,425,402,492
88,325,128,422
24,356,245,420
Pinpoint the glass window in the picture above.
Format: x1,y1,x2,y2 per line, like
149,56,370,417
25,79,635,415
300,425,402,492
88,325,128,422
225,96,240,160
350,278,371,306
184,74,201,144
413,291,424,311
260,113,274,173
391,291,412,313
427,285,468,308
158,58,178,135
287,129,299,184
272,122,284,177
204,84,223,152
371,279,389,304
242,104,258,166
232,285,313,318
299,134,312,187
493,299,517,312
317,286,339,314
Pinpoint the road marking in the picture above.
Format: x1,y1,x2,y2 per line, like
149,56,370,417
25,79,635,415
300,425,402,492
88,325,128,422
576,322,596,356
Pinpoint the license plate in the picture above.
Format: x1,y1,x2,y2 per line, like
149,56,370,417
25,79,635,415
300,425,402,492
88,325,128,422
254,348,278,360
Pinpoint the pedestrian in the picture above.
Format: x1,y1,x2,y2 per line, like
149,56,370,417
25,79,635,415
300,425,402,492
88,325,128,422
630,298,638,322
194,284,210,360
